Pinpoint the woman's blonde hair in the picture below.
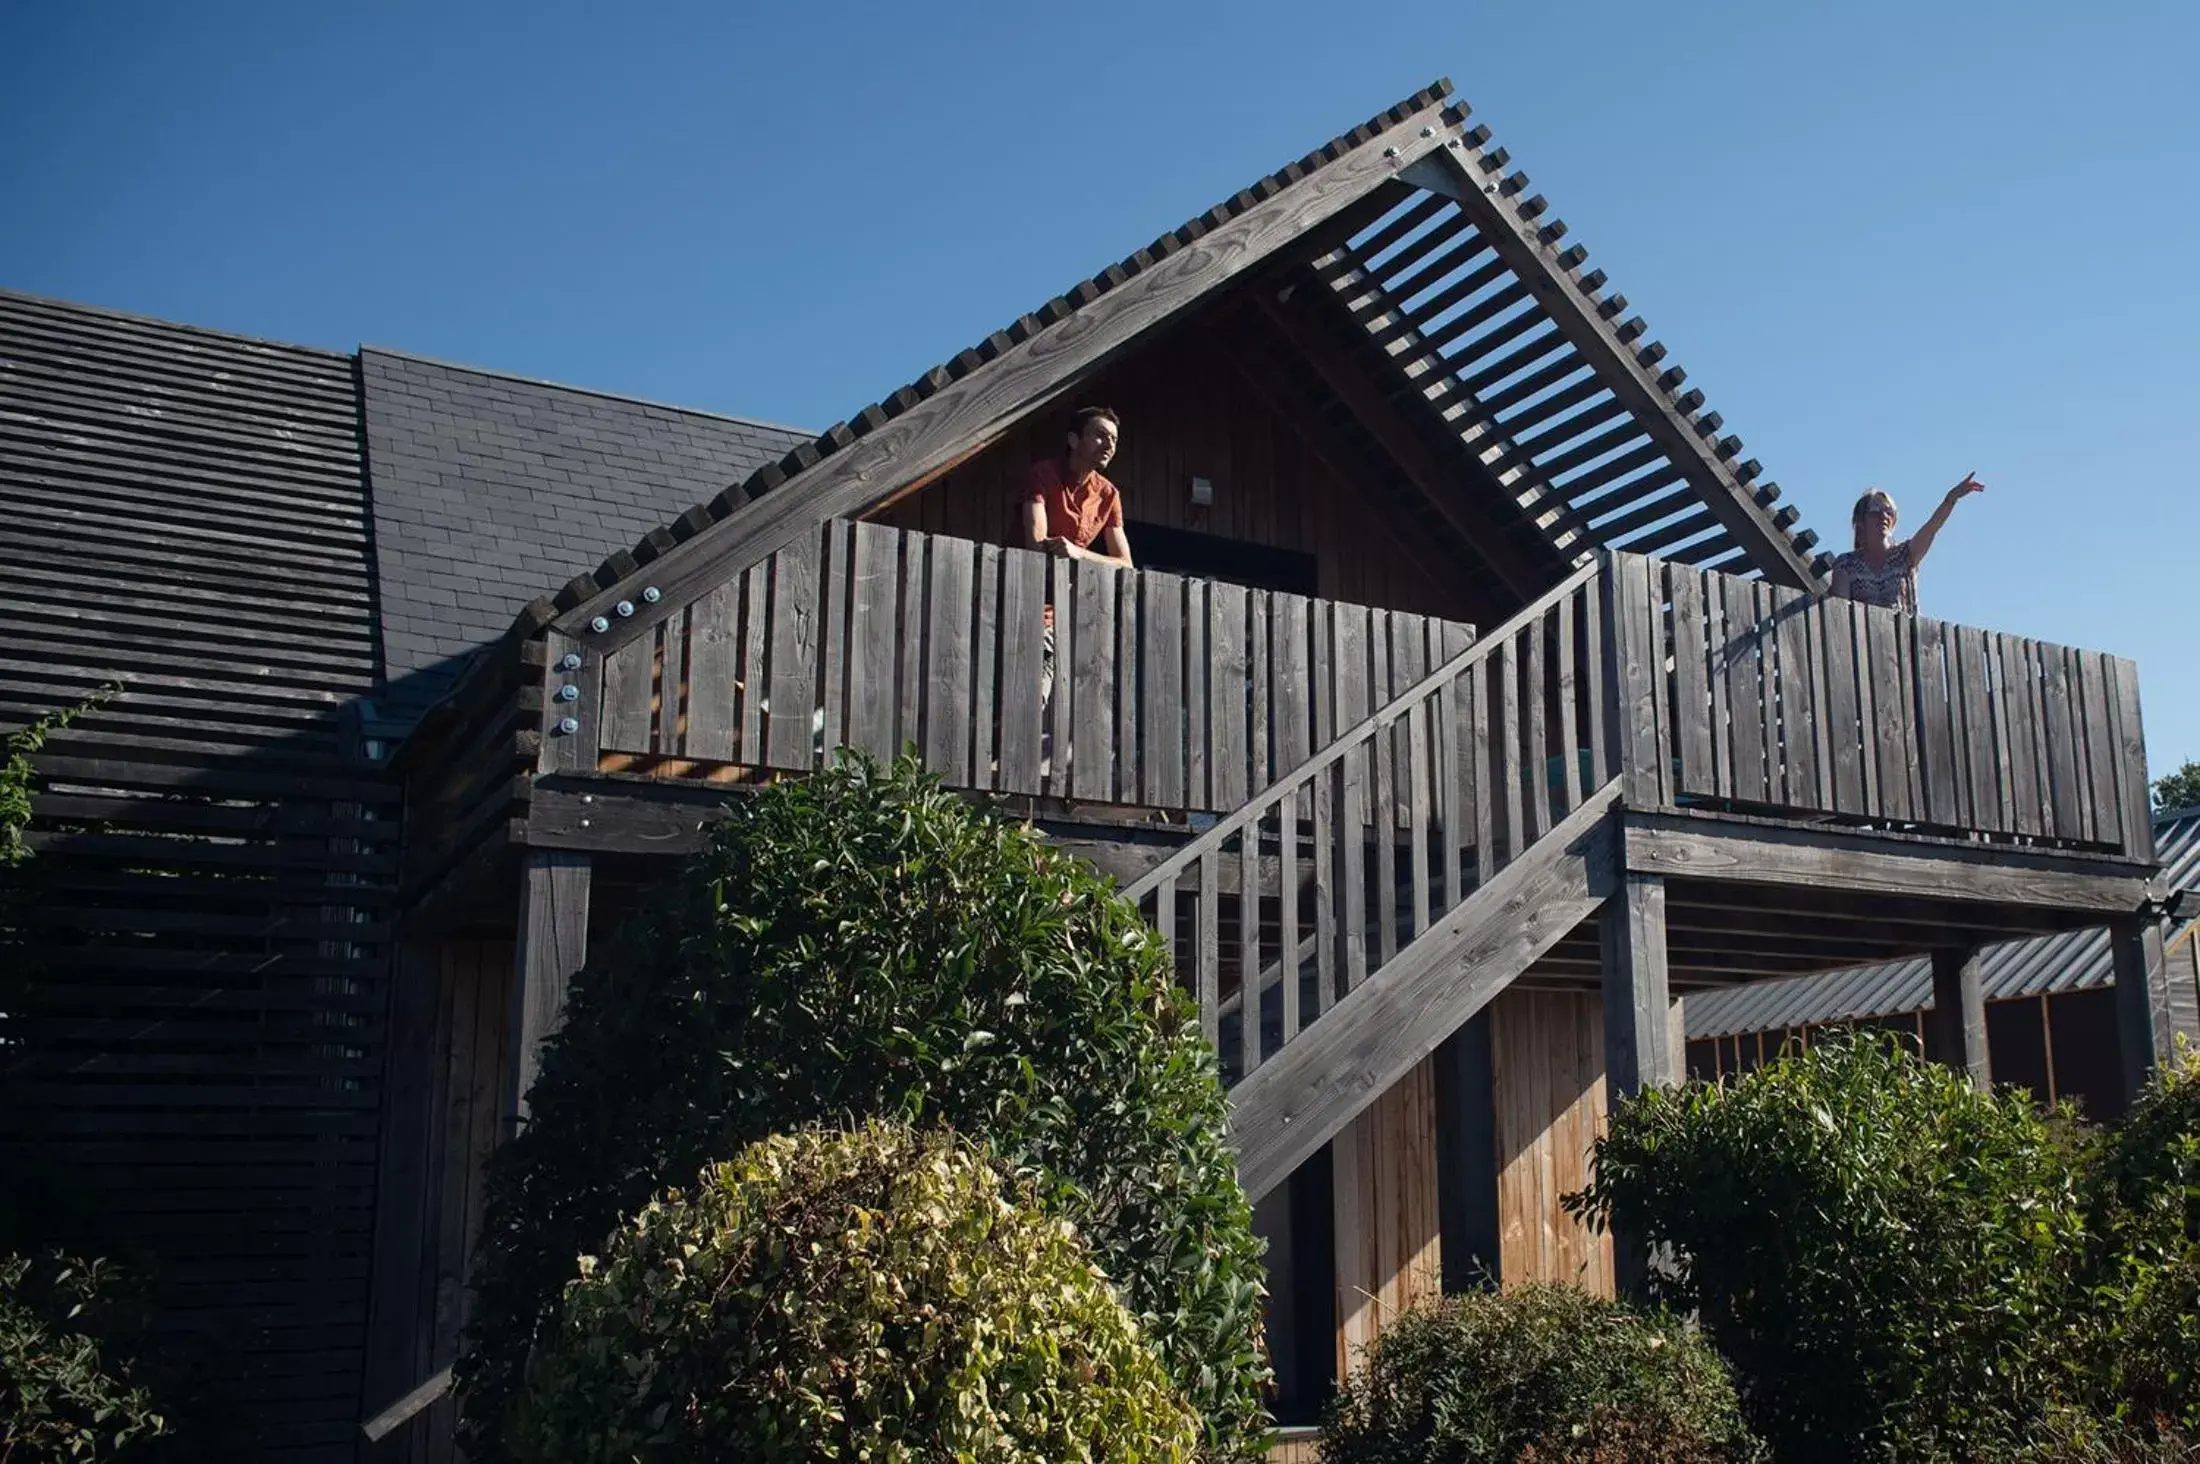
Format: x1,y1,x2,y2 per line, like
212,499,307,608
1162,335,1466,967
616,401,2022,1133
1851,490,1897,547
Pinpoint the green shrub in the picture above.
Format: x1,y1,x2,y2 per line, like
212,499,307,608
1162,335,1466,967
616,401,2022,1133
2083,1048,2200,1436
509,1121,1197,1462
2,1250,165,1460
1567,1031,2092,1462
460,755,1267,1459
1318,1283,1758,1464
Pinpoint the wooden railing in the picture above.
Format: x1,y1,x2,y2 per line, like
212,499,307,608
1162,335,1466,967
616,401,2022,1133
1605,552,2154,862
1122,560,1615,1086
591,519,1473,814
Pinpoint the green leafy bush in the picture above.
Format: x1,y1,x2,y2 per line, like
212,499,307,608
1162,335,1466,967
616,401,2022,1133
1318,1283,1758,1463
1567,1031,2092,1462
2083,1048,2200,1436
2,1250,165,1460
460,755,1267,1459
509,1121,1198,1461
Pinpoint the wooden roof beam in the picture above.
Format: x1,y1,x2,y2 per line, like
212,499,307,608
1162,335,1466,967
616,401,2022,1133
1399,150,1818,588
1254,289,1553,604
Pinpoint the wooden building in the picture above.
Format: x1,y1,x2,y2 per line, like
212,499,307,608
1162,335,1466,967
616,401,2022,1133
2,79,2192,1456
1681,806,2200,1122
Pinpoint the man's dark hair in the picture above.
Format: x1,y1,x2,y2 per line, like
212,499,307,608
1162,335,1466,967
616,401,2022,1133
1070,406,1121,435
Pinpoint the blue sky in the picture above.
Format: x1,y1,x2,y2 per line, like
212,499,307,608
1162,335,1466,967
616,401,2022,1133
5,0,2195,780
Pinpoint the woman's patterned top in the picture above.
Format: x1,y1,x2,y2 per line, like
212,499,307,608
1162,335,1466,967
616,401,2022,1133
1833,542,1916,613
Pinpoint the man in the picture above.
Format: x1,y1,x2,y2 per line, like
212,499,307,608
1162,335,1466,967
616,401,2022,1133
1026,407,1133,711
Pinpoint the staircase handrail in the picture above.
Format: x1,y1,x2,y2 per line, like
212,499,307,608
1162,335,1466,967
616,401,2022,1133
1125,554,1604,901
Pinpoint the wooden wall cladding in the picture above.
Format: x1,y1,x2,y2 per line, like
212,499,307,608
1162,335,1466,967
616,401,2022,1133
0,291,395,1459
1488,988,1614,1297
872,330,1481,625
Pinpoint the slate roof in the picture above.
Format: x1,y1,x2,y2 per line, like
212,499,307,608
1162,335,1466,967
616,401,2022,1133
1685,808,2200,1041
359,347,809,713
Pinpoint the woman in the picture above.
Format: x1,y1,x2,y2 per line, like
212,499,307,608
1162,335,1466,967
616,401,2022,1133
1827,472,1984,612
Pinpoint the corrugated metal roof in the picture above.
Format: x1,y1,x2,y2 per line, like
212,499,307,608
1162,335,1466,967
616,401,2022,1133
1685,808,2200,1040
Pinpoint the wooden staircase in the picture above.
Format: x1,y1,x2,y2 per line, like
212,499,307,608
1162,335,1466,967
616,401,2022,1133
1121,560,1621,1200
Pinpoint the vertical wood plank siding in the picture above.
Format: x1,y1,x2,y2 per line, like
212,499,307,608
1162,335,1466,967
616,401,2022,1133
0,293,395,1460
1605,553,2147,858
596,519,1476,817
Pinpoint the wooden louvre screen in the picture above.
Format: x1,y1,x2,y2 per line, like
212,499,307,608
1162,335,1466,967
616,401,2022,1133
0,292,396,1460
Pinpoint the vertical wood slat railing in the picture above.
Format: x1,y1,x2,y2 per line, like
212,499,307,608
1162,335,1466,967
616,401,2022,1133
1121,559,1613,1087
590,519,1474,815
1604,551,2154,862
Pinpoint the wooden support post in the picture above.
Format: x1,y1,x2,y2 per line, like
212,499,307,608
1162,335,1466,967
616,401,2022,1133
1600,872,1674,1301
2113,914,2174,1102
1923,946,1990,1089
508,849,592,1123
359,941,443,1456
1433,1014,1499,1293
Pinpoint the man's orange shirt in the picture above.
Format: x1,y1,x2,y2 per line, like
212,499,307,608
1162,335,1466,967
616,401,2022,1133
1027,459,1123,549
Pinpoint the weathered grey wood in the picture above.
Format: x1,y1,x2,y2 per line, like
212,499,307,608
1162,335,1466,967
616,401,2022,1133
1229,785,1621,1202
1524,612,1551,842
1608,554,1665,807
1372,697,1399,967
970,543,1001,789
1314,757,1339,1016
1768,585,1816,810
1247,592,1272,794
1623,816,2152,912
684,583,739,762
1821,599,1864,816
845,522,899,761
996,546,1044,792
1274,593,1313,783
1150,871,1178,960
922,537,975,785
541,631,598,777
2041,642,2079,842
1072,558,1118,803
1115,566,1139,806
817,523,852,763
1703,579,1733,798
1334,606,1370,993
1668,567,1713,798
895,532,927,758
2000,635,2039,837
507,849,590,1122
2077,651,2120,851
1209,582,1249,811
1600,868,1673,1299
765,541,821,771
1497,634,1524,862
1408,701,1433,939
1582,573,1610,793
2107,656,2153,862
1923,946,1989,1089
1556,591,1582,818
655,605,686,757
1240,820,1262,1076
740,559,770,766
1045,558,1074,799
1280,787,1302,1043
1860,605,1905,822
1198,850,1221,1050
1723,576,1767,805
1437,680,1464,915
1142,573,1185,808
1754,582,1785,807
1470,651,1494,888
1914,618,1957,828
599,637,654,754
2113,915,2174,1102
1185,581,1209,810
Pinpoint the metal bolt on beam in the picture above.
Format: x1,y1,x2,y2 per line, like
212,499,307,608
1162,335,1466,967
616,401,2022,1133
558,652,582,671
589,616,610,634
556,684,579,702
615,600,635,618
557,716,580,736
642,586,662,604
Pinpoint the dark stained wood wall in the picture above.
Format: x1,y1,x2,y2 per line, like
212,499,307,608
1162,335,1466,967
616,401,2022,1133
873,328,1482,625
0,291,395,1459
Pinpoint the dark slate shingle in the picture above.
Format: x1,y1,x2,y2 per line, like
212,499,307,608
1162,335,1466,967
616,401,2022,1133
359,347,809,716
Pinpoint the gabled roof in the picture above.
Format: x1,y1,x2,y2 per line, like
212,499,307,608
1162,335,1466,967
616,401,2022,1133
359,347,808,713
1685,808,2200,1041
524,78,1824,660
